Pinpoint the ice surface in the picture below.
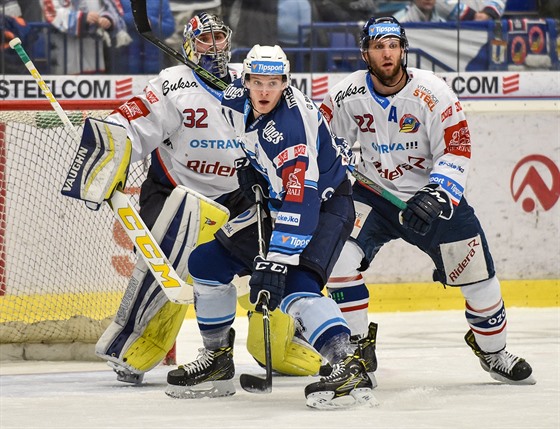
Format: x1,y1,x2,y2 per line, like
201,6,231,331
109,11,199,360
1,308,558,429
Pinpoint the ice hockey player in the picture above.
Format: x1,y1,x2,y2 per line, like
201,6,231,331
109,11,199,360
94,13,321,384
166,44,376,409
321,16,535,385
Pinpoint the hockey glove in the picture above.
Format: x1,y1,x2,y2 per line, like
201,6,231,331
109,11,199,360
401,184,452,236
235,158,268,201
249,256,287,312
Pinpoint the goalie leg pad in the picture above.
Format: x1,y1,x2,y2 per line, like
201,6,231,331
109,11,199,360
61,117,131,209
245,309,322,376
237,283,322,376
96,186,229,374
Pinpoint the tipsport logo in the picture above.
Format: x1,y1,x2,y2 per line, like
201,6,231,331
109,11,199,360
369,23,399,37
251,61,285,74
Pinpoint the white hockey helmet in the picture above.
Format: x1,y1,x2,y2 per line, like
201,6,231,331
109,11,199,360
242,44,290,85
182,12,232,78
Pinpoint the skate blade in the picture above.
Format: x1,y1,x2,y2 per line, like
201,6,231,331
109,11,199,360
107,362,144,385
368,372,378,389
306,388,378,410
165,380,236,399
489,372,537,385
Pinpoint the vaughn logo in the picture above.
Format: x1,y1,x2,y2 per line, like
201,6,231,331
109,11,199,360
62,146,89,193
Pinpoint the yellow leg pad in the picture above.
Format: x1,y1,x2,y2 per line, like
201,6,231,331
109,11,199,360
246,310,322,376
121,301,188,372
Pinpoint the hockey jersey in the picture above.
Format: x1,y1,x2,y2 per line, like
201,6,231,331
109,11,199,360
221,80,353,266
320,67,471,208
108,64,244,200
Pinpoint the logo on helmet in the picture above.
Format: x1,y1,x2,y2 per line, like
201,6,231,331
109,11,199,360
250,61,285,75
369,23,401,38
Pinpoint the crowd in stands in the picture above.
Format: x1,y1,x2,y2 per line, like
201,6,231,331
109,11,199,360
0,0,557,75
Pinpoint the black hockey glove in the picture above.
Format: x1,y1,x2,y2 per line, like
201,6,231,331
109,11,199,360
235,158,268,201
249,256,288,312
401,184,452,236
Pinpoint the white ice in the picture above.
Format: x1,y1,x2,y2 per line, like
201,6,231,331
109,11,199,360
1,308,558,429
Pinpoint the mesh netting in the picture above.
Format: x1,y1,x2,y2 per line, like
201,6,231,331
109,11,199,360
0,109,148,346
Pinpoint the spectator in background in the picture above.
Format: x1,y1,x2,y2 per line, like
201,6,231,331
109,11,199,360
1,0,29,74
314,0,378,22
42,0,132,74
116,0,175,74
222,0,277,49
394,0,446,22
277,0,312,68
436,0,505,21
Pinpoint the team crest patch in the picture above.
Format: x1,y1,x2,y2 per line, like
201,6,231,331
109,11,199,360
444,120,471,158
117,97,150,121
283,161,306,203
399,114,420,133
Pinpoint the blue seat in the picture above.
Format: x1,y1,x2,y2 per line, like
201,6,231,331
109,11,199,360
326,32,362,72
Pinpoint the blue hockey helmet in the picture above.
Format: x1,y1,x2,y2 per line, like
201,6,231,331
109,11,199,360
360,16,409,67
360,16,409,52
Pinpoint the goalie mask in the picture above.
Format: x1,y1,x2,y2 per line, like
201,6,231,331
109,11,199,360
183,12,232,78
360,16,409,68
242,44,291,86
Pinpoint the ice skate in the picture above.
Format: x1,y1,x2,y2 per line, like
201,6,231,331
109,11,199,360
166,329,236,399
319,322,378,387
107,361,144,384
464,330,536,385
305,353,377,409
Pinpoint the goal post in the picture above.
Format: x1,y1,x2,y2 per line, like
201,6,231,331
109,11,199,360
0,99,153,361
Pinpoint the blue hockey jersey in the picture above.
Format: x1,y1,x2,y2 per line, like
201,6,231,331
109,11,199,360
221,79,353,266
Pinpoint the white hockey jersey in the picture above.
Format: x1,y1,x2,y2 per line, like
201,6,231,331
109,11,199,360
320,67,471,207
108,64,244,200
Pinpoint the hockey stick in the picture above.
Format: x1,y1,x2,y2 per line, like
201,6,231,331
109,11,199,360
130,0,228,91
349,166,407,210
239,184,273,394
9,37,193,305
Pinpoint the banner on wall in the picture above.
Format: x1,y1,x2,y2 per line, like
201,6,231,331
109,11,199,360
1,71,559,102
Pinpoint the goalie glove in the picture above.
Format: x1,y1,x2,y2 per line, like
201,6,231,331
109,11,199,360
61,118,131,210
249,256,287,312
400,184,453,236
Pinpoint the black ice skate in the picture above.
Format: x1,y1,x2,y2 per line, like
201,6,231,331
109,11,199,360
166,329,236,398
464,329,536,385
319,322,378,387
305,353,376,409
107,361,144,384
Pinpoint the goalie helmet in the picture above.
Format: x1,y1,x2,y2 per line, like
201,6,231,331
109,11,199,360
242,44,290,84
360,16,409,67
182,12,232,78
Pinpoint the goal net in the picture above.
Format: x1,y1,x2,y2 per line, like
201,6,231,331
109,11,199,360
0,100,149,360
